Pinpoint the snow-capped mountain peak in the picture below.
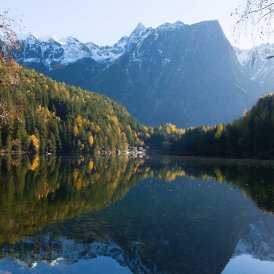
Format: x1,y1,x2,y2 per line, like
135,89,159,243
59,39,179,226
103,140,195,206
133,22,146,33
39,35,61,43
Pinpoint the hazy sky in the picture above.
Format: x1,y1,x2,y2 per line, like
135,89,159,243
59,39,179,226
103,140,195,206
0,0,259,49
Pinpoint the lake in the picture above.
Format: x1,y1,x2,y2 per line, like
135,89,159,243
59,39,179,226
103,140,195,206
0,155,274,274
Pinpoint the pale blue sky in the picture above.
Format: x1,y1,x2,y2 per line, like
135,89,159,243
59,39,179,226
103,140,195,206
0,0,257,48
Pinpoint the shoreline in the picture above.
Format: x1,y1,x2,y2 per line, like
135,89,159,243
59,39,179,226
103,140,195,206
1,150,274,166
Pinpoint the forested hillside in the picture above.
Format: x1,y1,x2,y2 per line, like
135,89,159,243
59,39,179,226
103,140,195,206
153,93,274,159
0,61,147,154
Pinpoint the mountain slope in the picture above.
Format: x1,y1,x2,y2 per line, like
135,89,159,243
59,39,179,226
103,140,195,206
16,21,259,127
235,44,274,93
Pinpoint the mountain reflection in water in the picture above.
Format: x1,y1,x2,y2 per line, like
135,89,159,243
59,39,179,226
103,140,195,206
0,155,274,274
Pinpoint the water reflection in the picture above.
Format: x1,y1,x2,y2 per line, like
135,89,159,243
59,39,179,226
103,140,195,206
0,156,274,273
0,155,147,245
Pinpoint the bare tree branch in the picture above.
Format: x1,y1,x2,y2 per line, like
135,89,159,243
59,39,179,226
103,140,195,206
0,10,22,88
233,0,274,43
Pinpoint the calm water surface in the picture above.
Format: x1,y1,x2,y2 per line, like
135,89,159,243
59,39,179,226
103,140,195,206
0,155,274,274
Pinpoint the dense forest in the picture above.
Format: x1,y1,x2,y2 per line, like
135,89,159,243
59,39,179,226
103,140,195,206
0,61,148,154
148,93,274,159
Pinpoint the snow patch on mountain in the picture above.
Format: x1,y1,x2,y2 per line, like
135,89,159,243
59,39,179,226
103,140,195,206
235,44,274,90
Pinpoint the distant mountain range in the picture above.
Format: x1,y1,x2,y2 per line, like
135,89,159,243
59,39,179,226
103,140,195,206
235,44,274,93
15,21,267,127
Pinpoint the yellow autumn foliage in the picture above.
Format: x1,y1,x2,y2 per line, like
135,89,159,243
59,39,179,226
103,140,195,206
75,115,83,128
28,135,40,152
95,125,101,133
75,178,82,190
109,115,119,127
214,123,224,140
88,135,94,146
73,169,78,181
28,155,40,171
73,126,79,137
215,168,224,183
165,123,185,135
88,160,94,170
